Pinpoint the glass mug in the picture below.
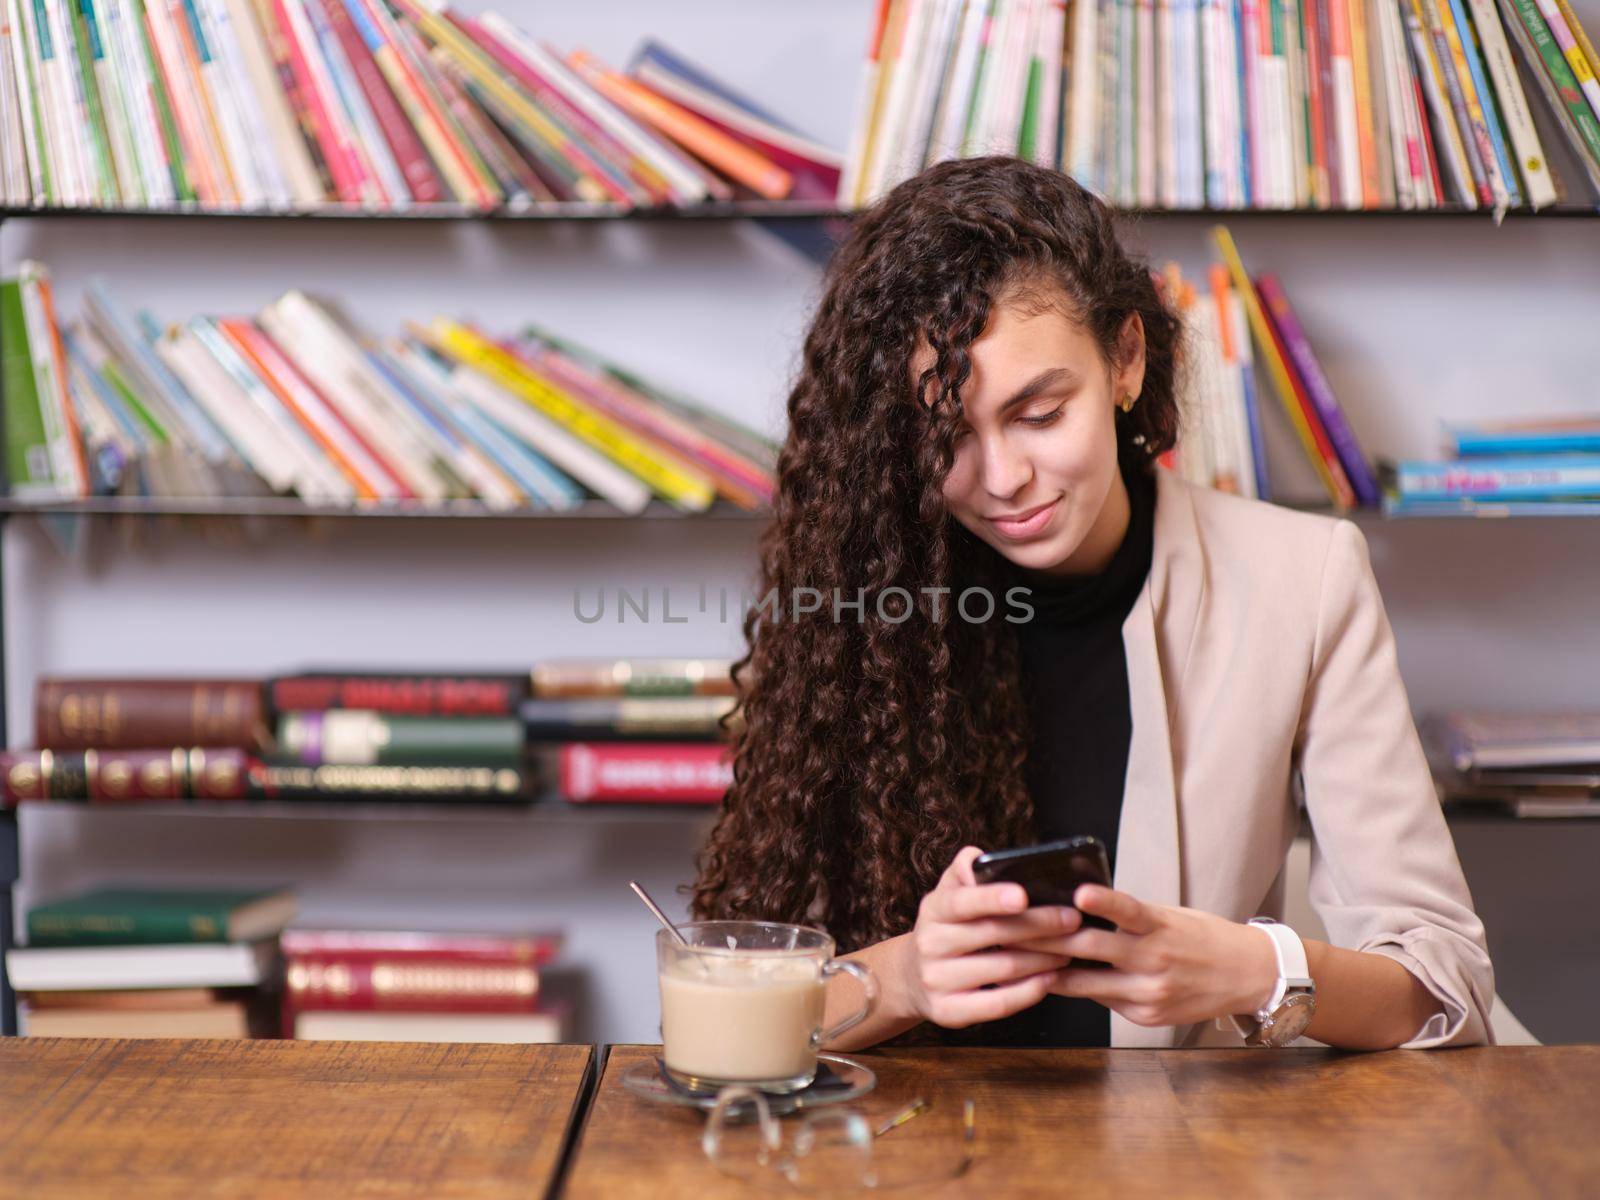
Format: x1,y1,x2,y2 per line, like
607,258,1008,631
657,921,876,1093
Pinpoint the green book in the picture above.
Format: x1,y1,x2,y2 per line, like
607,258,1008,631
67,0,119,205
0,279,59,496
27,886,298,947
130,0,194,203
1018,55,1043,160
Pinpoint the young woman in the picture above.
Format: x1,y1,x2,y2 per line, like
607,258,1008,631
691,157,1493,1051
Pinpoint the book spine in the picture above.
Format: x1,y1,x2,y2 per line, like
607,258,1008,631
1396,455,1600,497
285,955,541,1011
277,711,525,766
267,673,528,717
1466,0,1556,206
1210,224,1353,506
322,0,441,202
1450,429,1600,455
441,12,642,206
165,0,239,203
29,900,240,945
18,264,88,494
519,696,736,742
1419,0,1492,204
1433,0,1501,204
530,659,736,699
567,50,791,200
1554,0,1600,82
1328,0,1361,204
509,337,770,506
558,741,731,804
1444,0,1518,205
1496,0,1600,189
280,929,558,961
98,0,155,206
430,318,716,511
69,0,120,202
1404,0,1476,204
269,0,360,202
0,279,60,494
35,679,267,750
335,0,460,204
1,746,251,804
1504,0,1593,167
1533,0,1600,128
126,0,188,202
7,0,52,202
467,19,668,203
1254,272,1380,504
248,760,534,800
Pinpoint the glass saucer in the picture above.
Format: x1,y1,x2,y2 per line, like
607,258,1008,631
620,1052,876,1116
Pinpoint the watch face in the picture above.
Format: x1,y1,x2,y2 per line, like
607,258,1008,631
1264,994,1316,1045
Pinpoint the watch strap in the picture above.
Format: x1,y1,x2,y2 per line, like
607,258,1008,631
1247,917,1313,1015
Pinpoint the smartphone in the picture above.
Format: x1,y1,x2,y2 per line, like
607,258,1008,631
971,836,1115,932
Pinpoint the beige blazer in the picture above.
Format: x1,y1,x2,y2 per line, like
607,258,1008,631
1105,468,1494,1049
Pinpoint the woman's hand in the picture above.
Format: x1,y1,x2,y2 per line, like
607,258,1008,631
1023,883,1280,1028
903,846,1080,1029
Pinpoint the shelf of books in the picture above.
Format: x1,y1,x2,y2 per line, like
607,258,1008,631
7,892,576,1042
0,663,734,1034
5,0,1600,218
2,204,1596,222
8,230,1598,525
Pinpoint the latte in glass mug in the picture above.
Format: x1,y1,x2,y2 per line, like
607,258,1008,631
656,921,875,1093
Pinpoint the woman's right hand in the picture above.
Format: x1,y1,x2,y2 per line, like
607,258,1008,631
904,845,1082,1029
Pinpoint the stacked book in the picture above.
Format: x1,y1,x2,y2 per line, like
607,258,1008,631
1379,416,1600,515
0,673,538,805
1,662,741,806
1155,225,1378,509
841,0,1600,210
6,885,295,1036
528,658,736,806
1,262,777,512
267,670,538,802
282,927,567,1042
1422,711,1600,817
0,0,842,214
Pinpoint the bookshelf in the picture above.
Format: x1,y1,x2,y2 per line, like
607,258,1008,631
3,0,1598,1048
0,497,763,520
2,204,1598,220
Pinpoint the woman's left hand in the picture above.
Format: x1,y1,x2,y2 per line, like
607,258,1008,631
1020,884,1282,1028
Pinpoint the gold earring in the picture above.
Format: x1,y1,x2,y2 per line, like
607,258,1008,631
1119,393,1137,413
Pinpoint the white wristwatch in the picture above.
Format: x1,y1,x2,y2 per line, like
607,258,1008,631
1227,918,1316,1047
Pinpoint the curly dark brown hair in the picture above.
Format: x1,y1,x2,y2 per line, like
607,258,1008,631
691,157,1183,954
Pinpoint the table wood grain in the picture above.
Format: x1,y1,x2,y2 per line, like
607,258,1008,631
563,1045,1600,1199
0,1037,594,1199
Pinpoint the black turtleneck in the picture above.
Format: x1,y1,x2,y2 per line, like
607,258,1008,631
939,460,1158,1049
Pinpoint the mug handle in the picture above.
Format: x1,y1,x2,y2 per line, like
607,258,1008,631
816,960,877,1047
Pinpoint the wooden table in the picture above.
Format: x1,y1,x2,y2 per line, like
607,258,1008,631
0,1038,594,1199
564,1045,1600,1198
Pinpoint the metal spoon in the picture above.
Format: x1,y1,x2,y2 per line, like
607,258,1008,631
629,880,689,946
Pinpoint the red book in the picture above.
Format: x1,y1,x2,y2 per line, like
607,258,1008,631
559,742,731,804
446,12,671,205
1301,0,1329,207
35,679,268,751
270,0,365,203
322,0,446,202
267,673,530,717
1252,284,1357,509
284,955,543,1012
281,929,561,964
247,0,335,198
